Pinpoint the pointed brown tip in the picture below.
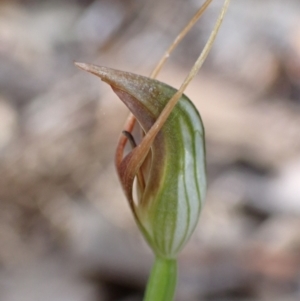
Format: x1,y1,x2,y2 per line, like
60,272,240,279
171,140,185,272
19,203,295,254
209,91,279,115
74,62,116,84
74,62,92,72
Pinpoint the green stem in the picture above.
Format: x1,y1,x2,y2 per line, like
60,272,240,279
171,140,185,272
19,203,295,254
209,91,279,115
143,257,178,301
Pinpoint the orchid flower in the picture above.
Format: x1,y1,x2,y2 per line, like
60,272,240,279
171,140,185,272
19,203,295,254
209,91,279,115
75,1,230,300
75,64,206,258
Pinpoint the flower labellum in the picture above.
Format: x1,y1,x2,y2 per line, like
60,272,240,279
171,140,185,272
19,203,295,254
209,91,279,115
75,63,206,259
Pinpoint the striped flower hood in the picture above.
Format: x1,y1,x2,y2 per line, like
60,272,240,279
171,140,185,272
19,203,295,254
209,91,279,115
76,64,206,259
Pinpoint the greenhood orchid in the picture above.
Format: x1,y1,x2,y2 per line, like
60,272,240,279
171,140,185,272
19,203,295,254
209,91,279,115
75,1,230,300
75,64,206,258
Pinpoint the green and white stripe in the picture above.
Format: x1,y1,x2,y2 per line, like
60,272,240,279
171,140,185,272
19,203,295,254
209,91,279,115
123,78,206,258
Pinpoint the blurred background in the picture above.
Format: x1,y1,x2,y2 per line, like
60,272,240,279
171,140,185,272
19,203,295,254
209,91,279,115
1,0,300,300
